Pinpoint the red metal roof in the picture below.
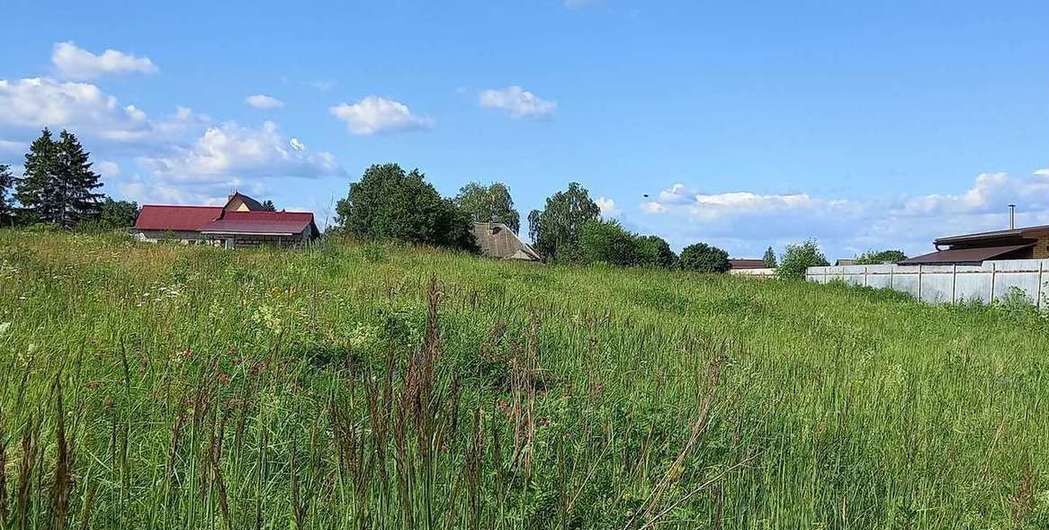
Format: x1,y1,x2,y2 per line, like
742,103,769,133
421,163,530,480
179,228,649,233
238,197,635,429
134,205,223,231
898,243,1035,265
200,211,317,236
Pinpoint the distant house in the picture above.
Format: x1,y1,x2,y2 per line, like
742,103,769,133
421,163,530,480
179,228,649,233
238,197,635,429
133,192,319,248
728,258,766,270
835,259,857,266
900,224,1049,265
728,258,776,276
470,222,542,261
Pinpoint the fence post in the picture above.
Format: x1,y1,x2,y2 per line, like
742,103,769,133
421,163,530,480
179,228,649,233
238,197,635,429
918,265,923,301
1038,260,1045,309
951,264,957,304
989,262,996,303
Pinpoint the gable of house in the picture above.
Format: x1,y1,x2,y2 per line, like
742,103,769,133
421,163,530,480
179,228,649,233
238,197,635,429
470,222,541,261
224,192,265,212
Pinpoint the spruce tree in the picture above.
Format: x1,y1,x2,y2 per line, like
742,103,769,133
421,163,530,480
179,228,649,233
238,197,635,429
0,164,12,222
55,130,103,227
15,128,59,225
763,246,777,268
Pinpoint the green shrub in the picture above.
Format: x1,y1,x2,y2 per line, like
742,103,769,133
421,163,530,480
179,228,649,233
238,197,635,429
679,242,730,273
778,239,829,279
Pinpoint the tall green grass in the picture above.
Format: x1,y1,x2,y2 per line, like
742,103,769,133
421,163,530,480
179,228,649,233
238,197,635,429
0,230,1047,529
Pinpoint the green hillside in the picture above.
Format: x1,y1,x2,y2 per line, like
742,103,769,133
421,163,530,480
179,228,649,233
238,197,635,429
0,231,1047,529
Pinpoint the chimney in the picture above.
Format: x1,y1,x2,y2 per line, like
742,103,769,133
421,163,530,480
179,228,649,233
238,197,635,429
1008,204,1016,230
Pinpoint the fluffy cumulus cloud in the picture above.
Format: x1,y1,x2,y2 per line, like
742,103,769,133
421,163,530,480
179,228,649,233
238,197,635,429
140,121,342,183
51,42,157,80
329,96,432,135
0,77,207,143
479,86,557,119
596,197,620,218
245,94,284,109
119,178,231,206
636,169,1049,259
0,78,151,141
95,160,120,177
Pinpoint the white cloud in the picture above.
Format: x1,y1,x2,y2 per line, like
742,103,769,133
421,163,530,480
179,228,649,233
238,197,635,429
119,178,229,206
51,42,157,80
1034,168,1049,177
0,139,24,154
479,86,557,119
0,77,151,140
640,201,667,214
896,171,1049,216
245,94,284,109
0,77,205,144
96,160,120,177
636,171,1049,259
329,96,432,135
596,197,620,217
289,137,305,151
140,120,342,183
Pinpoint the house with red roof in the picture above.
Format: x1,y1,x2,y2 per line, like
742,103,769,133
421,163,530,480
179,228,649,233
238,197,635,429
133,192,320,248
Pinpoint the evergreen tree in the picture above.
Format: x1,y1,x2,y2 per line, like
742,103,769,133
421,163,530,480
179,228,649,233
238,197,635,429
55,130,103,227
0,164,12,222
261,200,277,211
14,129,103,228
763,246,777,268
15,128,59,225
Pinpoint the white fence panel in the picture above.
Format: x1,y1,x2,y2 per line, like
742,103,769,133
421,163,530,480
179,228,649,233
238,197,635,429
804,259,1049,306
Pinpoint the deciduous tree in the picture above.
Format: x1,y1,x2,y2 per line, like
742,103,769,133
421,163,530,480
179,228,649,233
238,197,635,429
578,219,641,266
636,235,677,268
334,163,475,251
854,249,907,265
778,239,829,279
454,181,520,233
528,182,601,262
96,197,140,229
679,242,730,273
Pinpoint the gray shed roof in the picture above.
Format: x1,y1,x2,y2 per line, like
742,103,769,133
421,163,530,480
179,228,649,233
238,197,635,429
470,223,542,261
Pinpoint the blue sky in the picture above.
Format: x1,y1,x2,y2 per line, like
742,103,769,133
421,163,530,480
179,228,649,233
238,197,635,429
2,0,1048,259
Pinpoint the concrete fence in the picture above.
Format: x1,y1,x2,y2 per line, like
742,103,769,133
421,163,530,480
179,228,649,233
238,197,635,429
805,259,1049,307
729,267,777,277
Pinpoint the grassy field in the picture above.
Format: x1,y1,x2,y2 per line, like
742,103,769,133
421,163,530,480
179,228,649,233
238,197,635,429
0,230,1047,529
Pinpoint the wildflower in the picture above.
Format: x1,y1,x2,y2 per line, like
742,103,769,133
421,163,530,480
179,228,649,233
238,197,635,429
0,322,9,335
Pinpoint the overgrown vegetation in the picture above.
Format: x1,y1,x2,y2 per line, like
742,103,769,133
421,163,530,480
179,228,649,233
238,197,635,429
777,239,829,279
334,163,476,251
1,232,1047,529
679,242,731,273
454,182,521,234
854,249,909,265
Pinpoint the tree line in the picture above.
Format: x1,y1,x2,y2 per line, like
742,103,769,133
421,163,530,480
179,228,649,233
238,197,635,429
0,129,906,277
333,163,738,272
0,129,139,229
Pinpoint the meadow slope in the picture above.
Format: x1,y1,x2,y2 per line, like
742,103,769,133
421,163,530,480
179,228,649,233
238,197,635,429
0,231,1047,529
